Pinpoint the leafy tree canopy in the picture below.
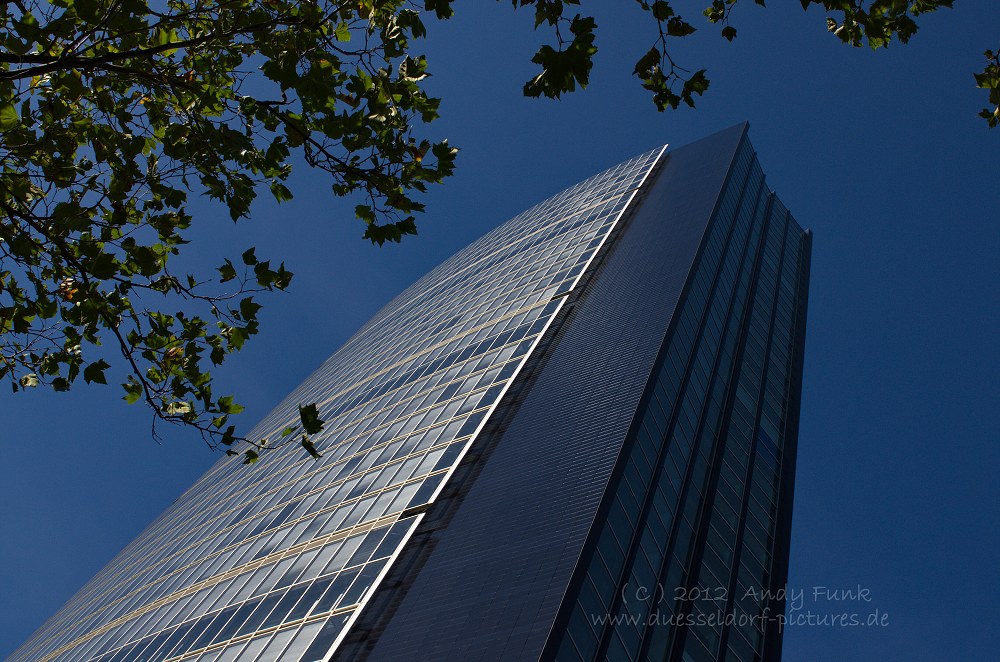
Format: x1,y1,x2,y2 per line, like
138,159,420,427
0,0,992,463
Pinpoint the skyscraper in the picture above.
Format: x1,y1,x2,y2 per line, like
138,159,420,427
10,124,810,662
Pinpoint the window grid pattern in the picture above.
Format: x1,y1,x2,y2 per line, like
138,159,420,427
11,146,667,662
551,139,809,662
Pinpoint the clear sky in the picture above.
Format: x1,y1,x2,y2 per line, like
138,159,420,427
2,2,998,660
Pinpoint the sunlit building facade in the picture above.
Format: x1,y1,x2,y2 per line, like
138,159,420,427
11,124,810,662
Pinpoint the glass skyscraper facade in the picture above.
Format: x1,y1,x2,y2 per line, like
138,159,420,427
10,124,810,662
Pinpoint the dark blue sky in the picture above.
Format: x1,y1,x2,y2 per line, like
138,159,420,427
2,3,998,660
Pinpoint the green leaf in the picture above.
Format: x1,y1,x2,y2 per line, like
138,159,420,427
355,204,376,225
218,395,245,415
301,437,322,459
424,0,454,19
651,1,674,20
634,47,660,77
123,379,143,404
0,104,19,130
218,259,237,283
83,359,110,385
89,253,119,279
221,425,238,446
298,403,324,435
238,297,262,321
666,17,696,37
270,181,293,203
